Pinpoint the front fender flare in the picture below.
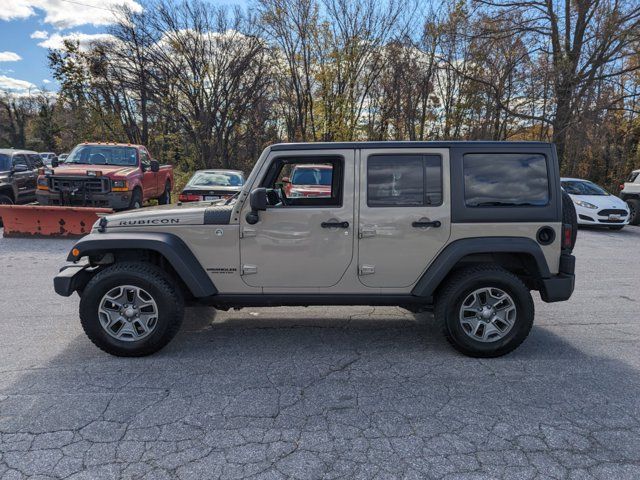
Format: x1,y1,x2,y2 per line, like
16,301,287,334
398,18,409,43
67,232,217,297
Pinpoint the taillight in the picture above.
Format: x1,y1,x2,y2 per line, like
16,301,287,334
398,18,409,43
619,184,625,190
562,223,573,249
178,193,201,202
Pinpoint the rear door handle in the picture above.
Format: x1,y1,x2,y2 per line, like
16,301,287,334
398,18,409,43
321,221,349,229
412,220,441,228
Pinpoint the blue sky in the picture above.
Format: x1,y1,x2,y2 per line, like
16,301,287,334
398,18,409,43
0,0,242,95
0,0,148,94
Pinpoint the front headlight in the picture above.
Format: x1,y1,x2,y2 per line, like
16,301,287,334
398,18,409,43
111,179,129,191
574,199,597,209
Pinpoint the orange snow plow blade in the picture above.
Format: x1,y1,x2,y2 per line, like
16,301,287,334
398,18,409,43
0,205,112,238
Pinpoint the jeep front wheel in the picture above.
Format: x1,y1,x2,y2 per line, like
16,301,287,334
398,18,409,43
435,266,534,358
79,262,184,357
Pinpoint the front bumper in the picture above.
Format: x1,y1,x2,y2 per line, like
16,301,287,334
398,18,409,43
575,205,629,226
539,254,575,303
54,263,95,296
37,190,132,209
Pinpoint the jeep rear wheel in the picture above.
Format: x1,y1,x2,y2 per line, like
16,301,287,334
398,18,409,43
435,266,534,358
79,262,184,357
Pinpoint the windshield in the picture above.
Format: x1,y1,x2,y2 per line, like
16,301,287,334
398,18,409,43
0,154,10,171
562,180,609,196
65,145,138,166
188,172,244,187
291,167,332,186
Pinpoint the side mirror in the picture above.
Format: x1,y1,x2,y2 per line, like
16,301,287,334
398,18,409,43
51,159,59,168
250,188,267,211
246,187,267,225
12,164,28,173
150,159,160,173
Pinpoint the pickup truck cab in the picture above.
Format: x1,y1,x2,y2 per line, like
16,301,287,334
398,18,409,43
36,143,173,210
54,141,577,358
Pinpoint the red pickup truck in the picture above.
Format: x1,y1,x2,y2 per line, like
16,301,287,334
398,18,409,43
36,143,173,210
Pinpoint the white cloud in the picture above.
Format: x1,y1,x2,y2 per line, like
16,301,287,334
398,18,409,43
43,79,51,83
30,30,49,39
0,1,35,21
0,52,22,62
38,31,115,50
2,0,143,29
0,75,36,93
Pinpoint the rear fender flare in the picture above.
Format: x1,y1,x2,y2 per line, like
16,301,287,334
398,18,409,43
411,237,551,300
68,232,216,297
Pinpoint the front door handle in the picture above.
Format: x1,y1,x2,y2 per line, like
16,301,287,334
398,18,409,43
321,221,349,229
412,220,441,228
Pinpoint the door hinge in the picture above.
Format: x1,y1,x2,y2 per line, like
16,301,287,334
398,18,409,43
359,227,376,238
359,264,375,275
241,264,258,275
241,227,256,238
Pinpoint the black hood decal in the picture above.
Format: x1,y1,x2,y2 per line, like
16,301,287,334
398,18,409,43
204,205,233,225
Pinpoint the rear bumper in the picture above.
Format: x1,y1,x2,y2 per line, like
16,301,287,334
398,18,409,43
54,263,94,296
539,254,575,303
37,190,131,209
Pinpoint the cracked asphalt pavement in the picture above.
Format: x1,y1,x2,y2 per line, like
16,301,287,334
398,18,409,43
1,226,640,479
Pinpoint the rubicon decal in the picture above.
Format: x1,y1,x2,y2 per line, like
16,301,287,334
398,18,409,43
118,218,181,225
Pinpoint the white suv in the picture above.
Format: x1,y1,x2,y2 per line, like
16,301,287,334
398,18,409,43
620,169,640,225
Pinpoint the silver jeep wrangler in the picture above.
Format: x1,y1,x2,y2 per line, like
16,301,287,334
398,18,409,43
54,142,577,358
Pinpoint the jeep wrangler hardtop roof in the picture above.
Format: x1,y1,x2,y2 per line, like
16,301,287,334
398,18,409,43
270,141,552,151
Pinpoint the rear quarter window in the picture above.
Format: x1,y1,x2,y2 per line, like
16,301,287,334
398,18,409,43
463,153,549,207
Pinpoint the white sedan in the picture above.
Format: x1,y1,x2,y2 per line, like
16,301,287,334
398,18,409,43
561,177,630,230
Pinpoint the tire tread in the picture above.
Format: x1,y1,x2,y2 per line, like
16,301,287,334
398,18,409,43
80,262,184,357
434,265,534,358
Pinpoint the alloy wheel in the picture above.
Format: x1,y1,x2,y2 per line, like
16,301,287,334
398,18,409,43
98,285,159,341
459,287,517,342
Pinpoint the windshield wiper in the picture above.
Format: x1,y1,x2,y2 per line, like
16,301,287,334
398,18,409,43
224,191,241,205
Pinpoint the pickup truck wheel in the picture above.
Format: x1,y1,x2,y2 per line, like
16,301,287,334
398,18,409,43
0,194,13,227
129,188,142,209
435,265,534,358
79,262,184,357
158,181,171,205
627,199,640,225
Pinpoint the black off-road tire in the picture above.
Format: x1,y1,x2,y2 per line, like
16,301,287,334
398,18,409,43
129,187,143,209
627,199,640,226
435,265,534,358
562,190,578,250
0,193,14,227
79,262,184,357
158,181,172,205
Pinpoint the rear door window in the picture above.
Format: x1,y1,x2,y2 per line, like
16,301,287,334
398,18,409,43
367,154,443,207
463,153,549,207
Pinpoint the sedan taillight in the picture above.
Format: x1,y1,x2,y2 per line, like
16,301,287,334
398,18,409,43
178,193,201,202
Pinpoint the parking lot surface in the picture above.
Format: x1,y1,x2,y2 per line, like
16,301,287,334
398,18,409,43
1,227,640,479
